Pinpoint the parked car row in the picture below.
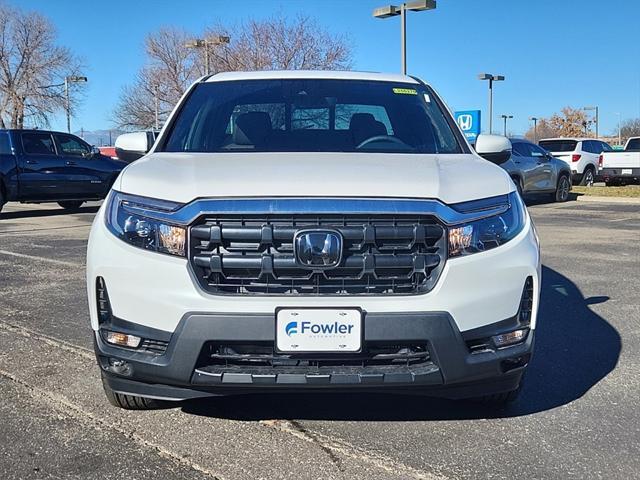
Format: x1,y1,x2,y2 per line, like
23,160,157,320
0,120,631,217
538,137,613,186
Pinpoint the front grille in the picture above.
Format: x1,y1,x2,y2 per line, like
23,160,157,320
139,339,169,355
189,214,446,295
200,342,431,369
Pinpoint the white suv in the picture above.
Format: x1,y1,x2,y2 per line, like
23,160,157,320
539,138,613,185
87,71,540,409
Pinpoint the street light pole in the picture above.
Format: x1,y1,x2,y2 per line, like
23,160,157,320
400,4,406,75
489,79,493,133
64,77,70,133
373,1,436,75
478,73,505,134
501,114,513,136
64,75,88,133
616,112,621,146
154,83,159,130
529,116,538,142
584,106,599,138
185,36,230,76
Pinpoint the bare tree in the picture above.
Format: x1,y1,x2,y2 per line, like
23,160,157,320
206,15,352,73
113,28,198,130
620,118,640,143
524,107,589,141
113,15,353,130
0,4,83,128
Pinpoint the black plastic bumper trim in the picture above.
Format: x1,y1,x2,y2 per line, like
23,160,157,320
94,309,535,399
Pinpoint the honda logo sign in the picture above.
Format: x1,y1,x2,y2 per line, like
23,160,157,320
454,110,481,144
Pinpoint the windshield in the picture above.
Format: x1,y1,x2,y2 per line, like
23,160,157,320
161,79,463,154
538,140,577,152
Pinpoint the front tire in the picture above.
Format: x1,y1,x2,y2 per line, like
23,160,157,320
58,201,84,210
102,376,167,410
554,174,571,202
579,167,595,186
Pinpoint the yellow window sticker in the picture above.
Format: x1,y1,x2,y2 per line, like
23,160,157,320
392,87,417,95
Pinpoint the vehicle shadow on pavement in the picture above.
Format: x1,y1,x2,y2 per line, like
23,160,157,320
522,193,580,206
182,265,621,421
0,205,100,220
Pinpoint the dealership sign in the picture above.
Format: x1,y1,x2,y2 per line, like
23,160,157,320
454,110,481,143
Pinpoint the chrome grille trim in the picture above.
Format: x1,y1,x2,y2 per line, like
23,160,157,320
113,194,511,227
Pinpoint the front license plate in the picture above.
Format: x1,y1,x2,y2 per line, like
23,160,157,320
276,308,362,353
622,169,633,175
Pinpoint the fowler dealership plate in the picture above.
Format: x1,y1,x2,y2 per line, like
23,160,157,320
622,169,633,175
276,308,362,353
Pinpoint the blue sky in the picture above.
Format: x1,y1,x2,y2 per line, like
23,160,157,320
17,0,640,137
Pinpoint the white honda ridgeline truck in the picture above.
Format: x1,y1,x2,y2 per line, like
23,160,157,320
87,71,540,409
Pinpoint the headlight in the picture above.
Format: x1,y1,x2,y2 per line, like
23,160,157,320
104,191,186,257
448,191,526,257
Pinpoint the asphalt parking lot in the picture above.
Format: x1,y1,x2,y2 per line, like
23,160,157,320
0,198,638,480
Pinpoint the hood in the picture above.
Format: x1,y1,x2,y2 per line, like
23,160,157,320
116,152,514,205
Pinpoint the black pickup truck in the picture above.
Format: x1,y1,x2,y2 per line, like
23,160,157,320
0,129,126,214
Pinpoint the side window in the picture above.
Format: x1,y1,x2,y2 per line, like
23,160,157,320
598,141,612,153
584,140,598,153
511,142,529,157
55,134,90,156
21,133,56,155
579,141,590,153
0,132,11,155
528,143,547,157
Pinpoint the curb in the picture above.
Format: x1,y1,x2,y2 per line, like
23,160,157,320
575,195,640,204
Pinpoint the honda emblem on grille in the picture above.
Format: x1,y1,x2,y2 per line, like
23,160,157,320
294,229,343,269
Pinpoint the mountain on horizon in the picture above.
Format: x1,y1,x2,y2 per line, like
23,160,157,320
72,129,125,146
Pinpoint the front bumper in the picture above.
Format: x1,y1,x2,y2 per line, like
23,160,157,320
88,196,540,400
96,308,534,400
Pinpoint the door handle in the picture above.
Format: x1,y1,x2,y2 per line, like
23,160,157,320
65,160,77,166
26,159,38,164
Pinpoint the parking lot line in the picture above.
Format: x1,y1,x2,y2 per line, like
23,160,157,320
0,249,82,268
0,368,226,480
0,224,92,235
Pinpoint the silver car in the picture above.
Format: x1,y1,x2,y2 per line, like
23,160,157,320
499,138,572,202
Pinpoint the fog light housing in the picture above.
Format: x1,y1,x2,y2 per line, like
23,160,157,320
107,357,132,376
105,331,141,348
492,328,528,348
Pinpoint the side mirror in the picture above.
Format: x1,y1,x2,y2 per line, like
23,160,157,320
474,134,512,165
91,145,101,156
115,131,153,162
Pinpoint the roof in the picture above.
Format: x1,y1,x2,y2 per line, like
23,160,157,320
539,137,592,142
205,70,420,84
0,128,61,134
